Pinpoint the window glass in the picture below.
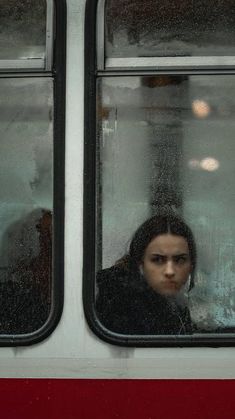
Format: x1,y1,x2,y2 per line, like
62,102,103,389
0,0,46,60
105,0,235,58
96,75,235,334
0,78,53,333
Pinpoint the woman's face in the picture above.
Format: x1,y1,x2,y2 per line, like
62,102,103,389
140,233,192,296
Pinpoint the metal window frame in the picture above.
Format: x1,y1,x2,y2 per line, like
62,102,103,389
105,56,235,72
84,0,235,347
96,0,235,72
0,0,54,72
0,0,66,346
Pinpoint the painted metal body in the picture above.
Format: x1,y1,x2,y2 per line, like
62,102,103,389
1,379,235,418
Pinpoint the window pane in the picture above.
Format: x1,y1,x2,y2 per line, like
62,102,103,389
0,78,53,334
96,75,235,335
105,0,235,58
0,0,46,60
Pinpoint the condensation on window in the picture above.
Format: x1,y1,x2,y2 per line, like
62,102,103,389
0,0,46,60
105,0,235,58
0,78,53,334
97,75,235,333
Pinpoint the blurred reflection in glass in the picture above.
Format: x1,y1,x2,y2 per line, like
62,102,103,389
0,209,52,334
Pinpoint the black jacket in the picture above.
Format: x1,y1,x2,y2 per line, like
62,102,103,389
96,265,193,335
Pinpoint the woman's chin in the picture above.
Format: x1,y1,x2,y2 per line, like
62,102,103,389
153,286,179,297
162,289,178,297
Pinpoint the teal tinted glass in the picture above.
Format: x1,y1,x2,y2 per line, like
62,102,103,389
105,0,235,58
96,75,235,333
0,0,46,60
0,77,53,333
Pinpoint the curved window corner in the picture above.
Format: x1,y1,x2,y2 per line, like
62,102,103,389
84,0,235,347
0,0,66,346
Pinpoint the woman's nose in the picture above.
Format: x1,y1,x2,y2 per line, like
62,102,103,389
164,261,175,277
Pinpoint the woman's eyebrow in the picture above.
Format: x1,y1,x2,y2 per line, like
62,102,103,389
173,253,190,258
150,253,167,258
151,252,189,256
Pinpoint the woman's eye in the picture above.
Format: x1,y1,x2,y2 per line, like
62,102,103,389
175,256,187,264
151,256,165,264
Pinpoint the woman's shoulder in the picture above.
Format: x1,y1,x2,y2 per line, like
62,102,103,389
97,264,128,282
96,265,150,334
97,264,137,295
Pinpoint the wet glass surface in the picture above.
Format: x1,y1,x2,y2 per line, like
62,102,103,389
0,0,46,60
105,0,235,58
0,78,53,333
96,75,235,333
